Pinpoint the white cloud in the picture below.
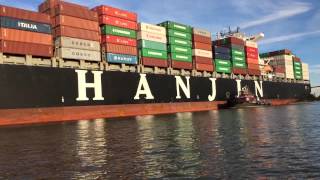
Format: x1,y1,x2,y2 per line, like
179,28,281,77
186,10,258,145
260,30,320,45
239,2,311,29
309,64,320,74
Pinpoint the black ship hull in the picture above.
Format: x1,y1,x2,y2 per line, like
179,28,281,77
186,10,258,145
0,64,310,109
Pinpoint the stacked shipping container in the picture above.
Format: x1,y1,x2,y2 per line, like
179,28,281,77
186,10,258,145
293,57,302,80
302,63,310,80
214,37,247,74
94,5,138,65
138,22,168,67
0,5,53,57
39,0,101,61
212,45,231,74
192,28,214,72
159,21,193,70
260,52,294,79
245,41,261,76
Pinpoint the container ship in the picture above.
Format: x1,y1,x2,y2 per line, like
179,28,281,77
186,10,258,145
0,0,311,126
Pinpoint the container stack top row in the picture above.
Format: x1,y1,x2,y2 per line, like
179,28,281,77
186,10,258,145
0,0,309,80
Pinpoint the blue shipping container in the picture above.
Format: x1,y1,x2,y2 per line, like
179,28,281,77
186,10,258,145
213,46,230,54
106,53,138,65
0,16,51,34
214,53,231,60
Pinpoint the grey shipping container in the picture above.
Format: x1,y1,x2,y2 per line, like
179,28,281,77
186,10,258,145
0,16,51,34
55,37,100,51
56,47,101,61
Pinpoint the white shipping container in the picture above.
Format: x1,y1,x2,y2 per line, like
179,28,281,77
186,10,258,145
55,37,101,51
139,22,166,35
137,31,167,43
192,28,211,37
192,49,213,58
275,73,285,78
56,47,101,62
302,63,310,80
245,41,258,48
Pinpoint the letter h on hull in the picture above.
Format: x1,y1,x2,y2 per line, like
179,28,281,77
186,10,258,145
75,70,104,101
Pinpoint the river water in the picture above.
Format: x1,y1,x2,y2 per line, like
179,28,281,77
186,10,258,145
0,102,320,179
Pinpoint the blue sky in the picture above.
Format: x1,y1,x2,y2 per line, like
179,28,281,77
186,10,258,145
1,0,319,85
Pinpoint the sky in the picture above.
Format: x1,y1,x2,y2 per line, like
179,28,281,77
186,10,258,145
0,0,319,86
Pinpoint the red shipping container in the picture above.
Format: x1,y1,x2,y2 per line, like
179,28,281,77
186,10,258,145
193,56,212,65
245,46,258,54
247,69,261,76
99,15,137,30
53,15,99,31
195,63,214,72
0,5,50,24
233,68,247,75
54,2,98,21
292,56,301,62
192,42,212,51
171,60,193,70
93,5,137,22
247,58,259,64
274,67,285,73
269,49,291,56
246,52,258,59
214,37,245,46
247,63,260,70
103,43,137,56
101,35,137,47
38,0,60,12
142,57,168,68
54,26,100,41
0,28,52,45
0,40,53,57
192,34,211,44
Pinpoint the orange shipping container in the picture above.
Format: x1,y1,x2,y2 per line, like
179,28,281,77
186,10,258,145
53,15,99,32
193,42,212,51
0,5,50,24
103,43,137,56
247,63,260,70
0,40,53,57
195,63,214,72
54,26,100,41
0,28,52,45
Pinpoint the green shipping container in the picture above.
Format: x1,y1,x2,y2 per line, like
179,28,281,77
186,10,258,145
232,55,245,62
215,59,231,67
167,29,192,40
231,49,245,57
294,65,301,71
216,66,231,74
168,36,192,47
170,53,192,62
140,48,168,59
294,62,302,67
159,21,192,33
295,74,302,79
101,25,136,38
139,40,167,51
294,70,302,76
232,61,247,68
168,45,192,55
